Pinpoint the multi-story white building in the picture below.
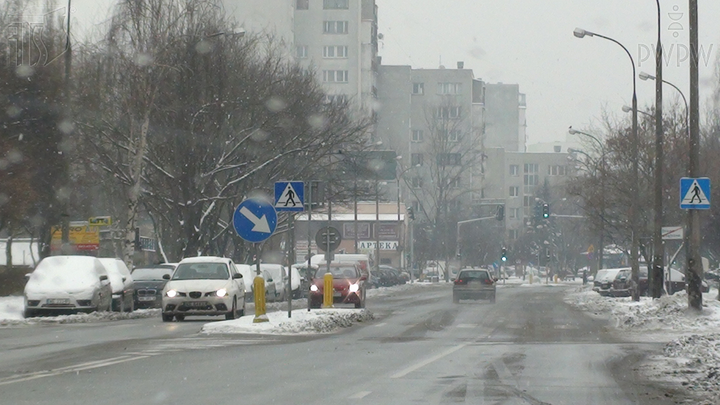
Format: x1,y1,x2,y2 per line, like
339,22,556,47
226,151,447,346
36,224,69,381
377,63,528,223
223,0,379,117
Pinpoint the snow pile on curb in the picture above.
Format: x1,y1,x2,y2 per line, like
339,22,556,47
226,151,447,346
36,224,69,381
2,308,161,326
642,334,720,405
566,288,720,403
0,296,161,326
201,308,374,335
367,282,447,298
565,289,720,332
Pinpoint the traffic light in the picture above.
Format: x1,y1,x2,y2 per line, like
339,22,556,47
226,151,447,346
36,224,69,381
495,205,504,221
407,206,415,220
501,247,507,262
542,203,550,219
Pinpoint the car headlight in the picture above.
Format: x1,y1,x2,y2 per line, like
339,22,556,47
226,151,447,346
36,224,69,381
216,288,228,297
166,289,178,298
349,283,359,293
310,285,319,292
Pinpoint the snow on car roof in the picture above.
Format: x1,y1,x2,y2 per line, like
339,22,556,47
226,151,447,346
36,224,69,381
179,256,229,264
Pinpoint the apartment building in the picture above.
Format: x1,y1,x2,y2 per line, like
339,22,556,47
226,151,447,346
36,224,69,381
482,148,571,241
223,0,379,116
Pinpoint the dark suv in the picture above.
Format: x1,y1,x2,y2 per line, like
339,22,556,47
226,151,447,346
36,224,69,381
453,268,496,303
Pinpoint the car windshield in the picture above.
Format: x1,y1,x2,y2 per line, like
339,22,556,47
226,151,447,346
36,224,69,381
172,263,229,280
5,1,720,403
131,268,173,281
315,267,358,279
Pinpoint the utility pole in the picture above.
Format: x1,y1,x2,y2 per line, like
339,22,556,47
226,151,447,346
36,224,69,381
686,0,702,310
651,0,665,299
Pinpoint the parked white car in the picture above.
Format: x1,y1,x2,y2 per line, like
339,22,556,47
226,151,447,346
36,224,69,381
23,256,113,317
161,257,245,322
98,258,135,312
260,264,288,301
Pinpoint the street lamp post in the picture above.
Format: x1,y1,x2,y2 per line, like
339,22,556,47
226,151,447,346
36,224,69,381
652,0,665,301
687,0,702,310
639,72,689,132
574,27,641,301
568,128,606,271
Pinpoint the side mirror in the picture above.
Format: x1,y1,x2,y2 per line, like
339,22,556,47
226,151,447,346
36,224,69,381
233,273,243,279
25,273,32,281
122,277,127,282
162,274,171,280
267,278,273,283
100,275,109,281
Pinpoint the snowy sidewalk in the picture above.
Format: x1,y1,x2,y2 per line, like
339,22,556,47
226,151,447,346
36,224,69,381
565,287,720,404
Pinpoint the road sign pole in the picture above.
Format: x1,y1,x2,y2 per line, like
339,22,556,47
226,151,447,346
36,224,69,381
307,182,313,312
326,182,332,275
688,0,702,310
287,214,294,319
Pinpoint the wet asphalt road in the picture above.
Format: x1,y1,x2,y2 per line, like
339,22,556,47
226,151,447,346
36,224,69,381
0,283,685,404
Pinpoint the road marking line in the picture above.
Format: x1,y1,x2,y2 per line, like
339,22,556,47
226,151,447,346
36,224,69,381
390,344,467,379
0,356,148,386
348,391,372,399
374,323,387,327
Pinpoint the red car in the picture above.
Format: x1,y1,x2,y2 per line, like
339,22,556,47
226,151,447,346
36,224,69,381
309,264,367,309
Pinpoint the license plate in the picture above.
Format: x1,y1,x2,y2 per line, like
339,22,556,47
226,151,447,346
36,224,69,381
138,296,156,301
333,291,342,297
469,281,483,286
187,301,208,307
47,298,70,304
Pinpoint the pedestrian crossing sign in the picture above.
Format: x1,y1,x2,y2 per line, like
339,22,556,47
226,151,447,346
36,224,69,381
274,181,305,212
680,177,711,210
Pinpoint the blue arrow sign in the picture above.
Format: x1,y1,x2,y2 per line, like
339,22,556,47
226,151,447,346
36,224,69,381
680,177,711,210
274,181,305,212
233,198,278,243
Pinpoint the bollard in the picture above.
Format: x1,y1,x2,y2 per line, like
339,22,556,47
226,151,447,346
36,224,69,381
554,275,559,283
529,273,533,284
253,276,268,323
323,273,334,308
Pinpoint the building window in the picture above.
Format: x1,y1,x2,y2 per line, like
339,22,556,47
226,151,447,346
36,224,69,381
437,153,461,166
323,0,349,9
412,82,424,95
509,186,519,197
412,130,424,142
411,153,424,166
325,94,347,104
436,106,461,119
509,165,519,176
437,82,462,95
411,177,423,188
296,0,309,10
323,21,349,34
509,229,519,240
323,70,349,83
323,45,348,58
510,208,520,219
548,165,567,176
296,45,308,59
554,145,562,153
524,163,538,174
448,130,461,142
523,196,534,207
411,201,421,212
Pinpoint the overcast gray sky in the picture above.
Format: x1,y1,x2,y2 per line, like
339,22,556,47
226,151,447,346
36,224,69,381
68,0,720,145
376,0,720,144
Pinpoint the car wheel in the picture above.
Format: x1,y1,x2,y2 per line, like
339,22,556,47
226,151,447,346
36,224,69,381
225,298,237,320
175,314,185,321
162,313,174,322
112,298,121,312
239,299,246,317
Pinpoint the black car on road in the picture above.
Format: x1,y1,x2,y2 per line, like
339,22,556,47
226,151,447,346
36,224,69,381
131,264,176,309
